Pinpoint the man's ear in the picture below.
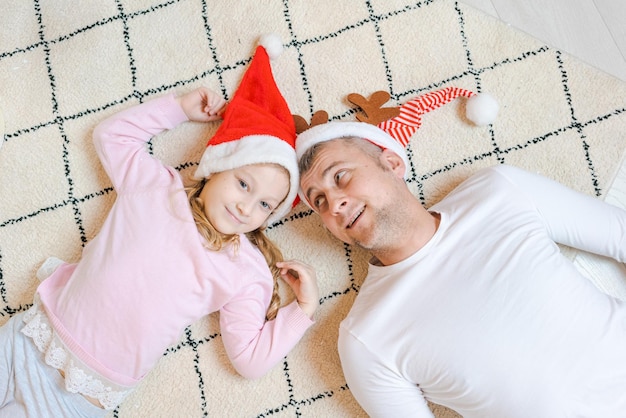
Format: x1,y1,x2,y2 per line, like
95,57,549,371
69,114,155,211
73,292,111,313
379,148,406,178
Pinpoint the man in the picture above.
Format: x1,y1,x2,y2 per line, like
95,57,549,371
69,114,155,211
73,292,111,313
296,121,626,417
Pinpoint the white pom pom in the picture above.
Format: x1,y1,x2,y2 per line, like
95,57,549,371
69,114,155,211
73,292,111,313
259,33,283,60
466,93,499,126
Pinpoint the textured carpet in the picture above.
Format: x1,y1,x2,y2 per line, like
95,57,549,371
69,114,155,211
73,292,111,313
1,0,625,417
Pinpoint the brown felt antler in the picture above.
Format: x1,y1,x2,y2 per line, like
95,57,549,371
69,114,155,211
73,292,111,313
293,110,329,134
292,91,400,134
347,91,400,126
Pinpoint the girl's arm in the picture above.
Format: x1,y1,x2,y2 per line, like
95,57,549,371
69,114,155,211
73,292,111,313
92,94,189,191
92,88,225,192
277,259,319,319
176,87,226,122
219,260,318,379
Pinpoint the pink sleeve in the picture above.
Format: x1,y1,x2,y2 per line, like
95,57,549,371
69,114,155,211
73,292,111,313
92,94,189,191
219,294,314,379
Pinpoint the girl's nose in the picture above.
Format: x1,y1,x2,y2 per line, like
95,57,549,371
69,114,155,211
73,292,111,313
236,200,253,216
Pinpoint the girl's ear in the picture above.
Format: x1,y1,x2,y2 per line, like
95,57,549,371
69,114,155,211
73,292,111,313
379,148,406,178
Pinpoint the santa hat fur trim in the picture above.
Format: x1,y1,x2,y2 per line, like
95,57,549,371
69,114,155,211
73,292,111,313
296,121,410,174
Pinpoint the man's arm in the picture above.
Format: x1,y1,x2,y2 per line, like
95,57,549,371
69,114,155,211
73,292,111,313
338,327,435,418
493,164,626,263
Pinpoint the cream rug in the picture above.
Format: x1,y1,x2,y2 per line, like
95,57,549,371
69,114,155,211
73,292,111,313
1,0,625,417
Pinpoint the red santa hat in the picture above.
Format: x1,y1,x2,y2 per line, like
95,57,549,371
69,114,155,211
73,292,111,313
295,86,499,207
194,34,298,224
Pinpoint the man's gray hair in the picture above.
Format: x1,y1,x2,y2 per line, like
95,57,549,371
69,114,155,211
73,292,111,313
298,136,384,176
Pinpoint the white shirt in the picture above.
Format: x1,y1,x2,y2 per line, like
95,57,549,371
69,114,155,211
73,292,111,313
339,164,626,417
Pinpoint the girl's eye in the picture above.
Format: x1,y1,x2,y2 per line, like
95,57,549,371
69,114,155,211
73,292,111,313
260,201,272,211
239,179,248,190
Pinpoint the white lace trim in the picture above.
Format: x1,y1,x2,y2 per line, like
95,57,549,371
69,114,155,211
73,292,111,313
21,303,132,410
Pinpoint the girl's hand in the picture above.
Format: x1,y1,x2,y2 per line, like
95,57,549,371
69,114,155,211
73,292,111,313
177,87,227,122
276,260,319,319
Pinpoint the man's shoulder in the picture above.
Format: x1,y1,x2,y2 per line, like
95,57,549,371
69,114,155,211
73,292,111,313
341,289,378,324
435,164,517,208
339,277,398,340
466,164,528,187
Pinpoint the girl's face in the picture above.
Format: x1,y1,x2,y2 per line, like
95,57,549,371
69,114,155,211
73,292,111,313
199,164,289,235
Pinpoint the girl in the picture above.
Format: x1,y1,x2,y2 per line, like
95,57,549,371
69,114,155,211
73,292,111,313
0,37,318,416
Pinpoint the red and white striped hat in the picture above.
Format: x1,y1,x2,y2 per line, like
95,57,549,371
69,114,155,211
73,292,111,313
295,87,498,207
378,87,498,147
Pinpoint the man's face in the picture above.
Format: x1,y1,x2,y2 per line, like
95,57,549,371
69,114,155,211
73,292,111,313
299,139,405,249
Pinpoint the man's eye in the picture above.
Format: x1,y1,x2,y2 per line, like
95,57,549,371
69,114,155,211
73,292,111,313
313,196,326,209
334,171,345,184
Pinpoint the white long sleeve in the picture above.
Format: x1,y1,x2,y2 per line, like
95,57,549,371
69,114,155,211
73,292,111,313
495,164,626,261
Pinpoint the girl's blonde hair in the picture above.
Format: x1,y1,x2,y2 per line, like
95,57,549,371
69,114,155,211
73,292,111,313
186,178,284,321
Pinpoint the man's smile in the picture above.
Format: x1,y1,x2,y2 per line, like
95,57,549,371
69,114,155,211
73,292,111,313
346,206,365,229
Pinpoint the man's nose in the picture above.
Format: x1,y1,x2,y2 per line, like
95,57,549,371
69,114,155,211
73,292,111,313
328,191,348,215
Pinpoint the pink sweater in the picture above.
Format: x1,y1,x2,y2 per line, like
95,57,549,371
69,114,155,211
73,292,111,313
31,95,313,404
